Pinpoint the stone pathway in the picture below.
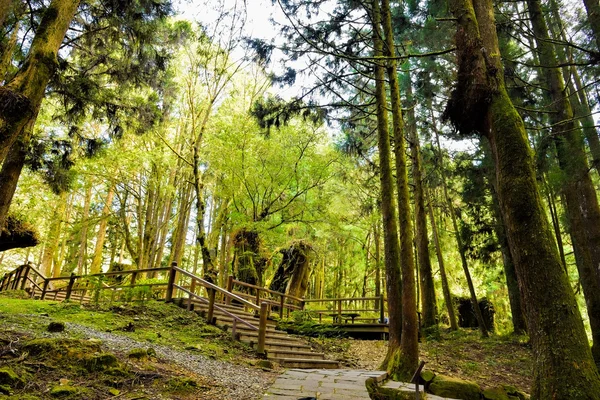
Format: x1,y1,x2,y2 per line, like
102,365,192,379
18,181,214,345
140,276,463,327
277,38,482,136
262,369,387,400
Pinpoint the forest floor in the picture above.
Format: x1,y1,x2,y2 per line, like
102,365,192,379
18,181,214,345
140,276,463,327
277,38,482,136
309,329,533,394
0,291,532,398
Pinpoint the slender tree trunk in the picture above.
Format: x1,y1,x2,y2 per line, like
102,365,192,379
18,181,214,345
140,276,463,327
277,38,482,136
435,130,489,337
90,185,114,274
374,223,382,309
427,191,458,330
448,0,600,394
527,0,600,365
382,0,418,378
407,74,438,332
370,0,403,376
76,183,92,275
41,192,68,277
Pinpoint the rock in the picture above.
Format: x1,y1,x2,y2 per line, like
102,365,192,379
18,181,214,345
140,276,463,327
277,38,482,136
47,321,65,332
128,348,149,359
420,369,435,384
257,360,273,370
83,353,118,372
429,375,482,400
483,386,510,400
502,385,529,400
50,385,78,397
109,388,121,396
0,367,24,388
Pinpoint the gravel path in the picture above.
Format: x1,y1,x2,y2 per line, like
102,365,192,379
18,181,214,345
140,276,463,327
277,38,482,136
4,314,276,400
65,322,276,399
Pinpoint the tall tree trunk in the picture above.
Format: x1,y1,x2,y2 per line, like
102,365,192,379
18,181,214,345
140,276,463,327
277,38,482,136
90,185,114,274
374,223,382,310
435,131,489,337
484,143,527,334
581,0,600,53
0,0,81,172
427,190,458,330
448,0,600,394
547,0,600,170
407,73,438,332
76,182,92,275
370,0,404,377
41,192,68,277
382,0,418,379
0,121,30,230
527,0,600,365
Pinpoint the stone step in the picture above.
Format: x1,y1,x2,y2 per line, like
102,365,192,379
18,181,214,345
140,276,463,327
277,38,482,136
266,349,326,360
268,358,340,369
237,330,305,344
259,340,313,352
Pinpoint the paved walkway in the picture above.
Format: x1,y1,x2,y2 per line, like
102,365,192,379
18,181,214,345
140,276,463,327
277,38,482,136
262,369,387,400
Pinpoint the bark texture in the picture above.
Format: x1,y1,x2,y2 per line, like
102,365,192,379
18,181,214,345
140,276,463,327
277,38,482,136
527,0,600,365
370,0,403,374
447,0,600,395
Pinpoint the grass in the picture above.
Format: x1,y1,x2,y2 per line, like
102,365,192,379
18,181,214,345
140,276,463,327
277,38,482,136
0,292,273,399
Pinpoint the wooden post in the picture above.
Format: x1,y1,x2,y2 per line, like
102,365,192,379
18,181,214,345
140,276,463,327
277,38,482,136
20,265,31,290
207,288,216,324
165,262,177,302
257,301,268,355
40,279,50,300
337,299,342,324
187,279,196,311
11,267,22,290
225,275,233,305
379,294,385,323
279,295,285,318
65,273,76,301
231,318,237,340
130,271,138,286
255,288,260,306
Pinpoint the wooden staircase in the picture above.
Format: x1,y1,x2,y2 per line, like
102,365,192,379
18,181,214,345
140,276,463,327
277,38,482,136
181,297,340,369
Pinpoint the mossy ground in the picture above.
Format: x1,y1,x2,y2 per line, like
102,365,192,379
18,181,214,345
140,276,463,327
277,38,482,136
0,293,274,399
315,329,532,394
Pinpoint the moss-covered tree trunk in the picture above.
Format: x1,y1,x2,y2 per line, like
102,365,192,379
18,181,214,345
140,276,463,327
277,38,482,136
527,0,600,365
0,0,80,170
485,146,527,334
380,0,419,380
407,74,438,332
232,228,266,286
89,185,114,274
269,241,312,298
447,0,600,395
369,0,403,376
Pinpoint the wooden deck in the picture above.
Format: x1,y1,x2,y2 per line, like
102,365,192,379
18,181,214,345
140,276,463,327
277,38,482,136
333,322,389,340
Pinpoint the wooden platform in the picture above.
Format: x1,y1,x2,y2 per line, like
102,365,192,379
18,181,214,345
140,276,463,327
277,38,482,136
333,323,389,340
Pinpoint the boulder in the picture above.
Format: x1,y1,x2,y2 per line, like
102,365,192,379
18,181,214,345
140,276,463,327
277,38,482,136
429,375,482,400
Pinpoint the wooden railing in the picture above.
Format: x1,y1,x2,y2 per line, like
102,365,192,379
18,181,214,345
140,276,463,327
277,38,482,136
303,295,386,324
225,276,304,319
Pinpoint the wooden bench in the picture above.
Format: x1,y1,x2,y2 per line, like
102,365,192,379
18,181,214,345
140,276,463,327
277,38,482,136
329,312,361,324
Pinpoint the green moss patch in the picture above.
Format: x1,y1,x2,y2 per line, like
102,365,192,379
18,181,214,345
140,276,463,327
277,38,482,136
429,375,482,400
49,385,78,397
0,367,24,388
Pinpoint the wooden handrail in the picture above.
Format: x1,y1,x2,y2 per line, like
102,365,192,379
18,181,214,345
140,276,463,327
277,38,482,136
43,267,170,282
173,267,259,311
231,279,304,303
173,284,258,331
303,296,386,303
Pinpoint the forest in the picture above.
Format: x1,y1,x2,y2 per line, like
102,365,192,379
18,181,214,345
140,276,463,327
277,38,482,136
1,0,600,398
